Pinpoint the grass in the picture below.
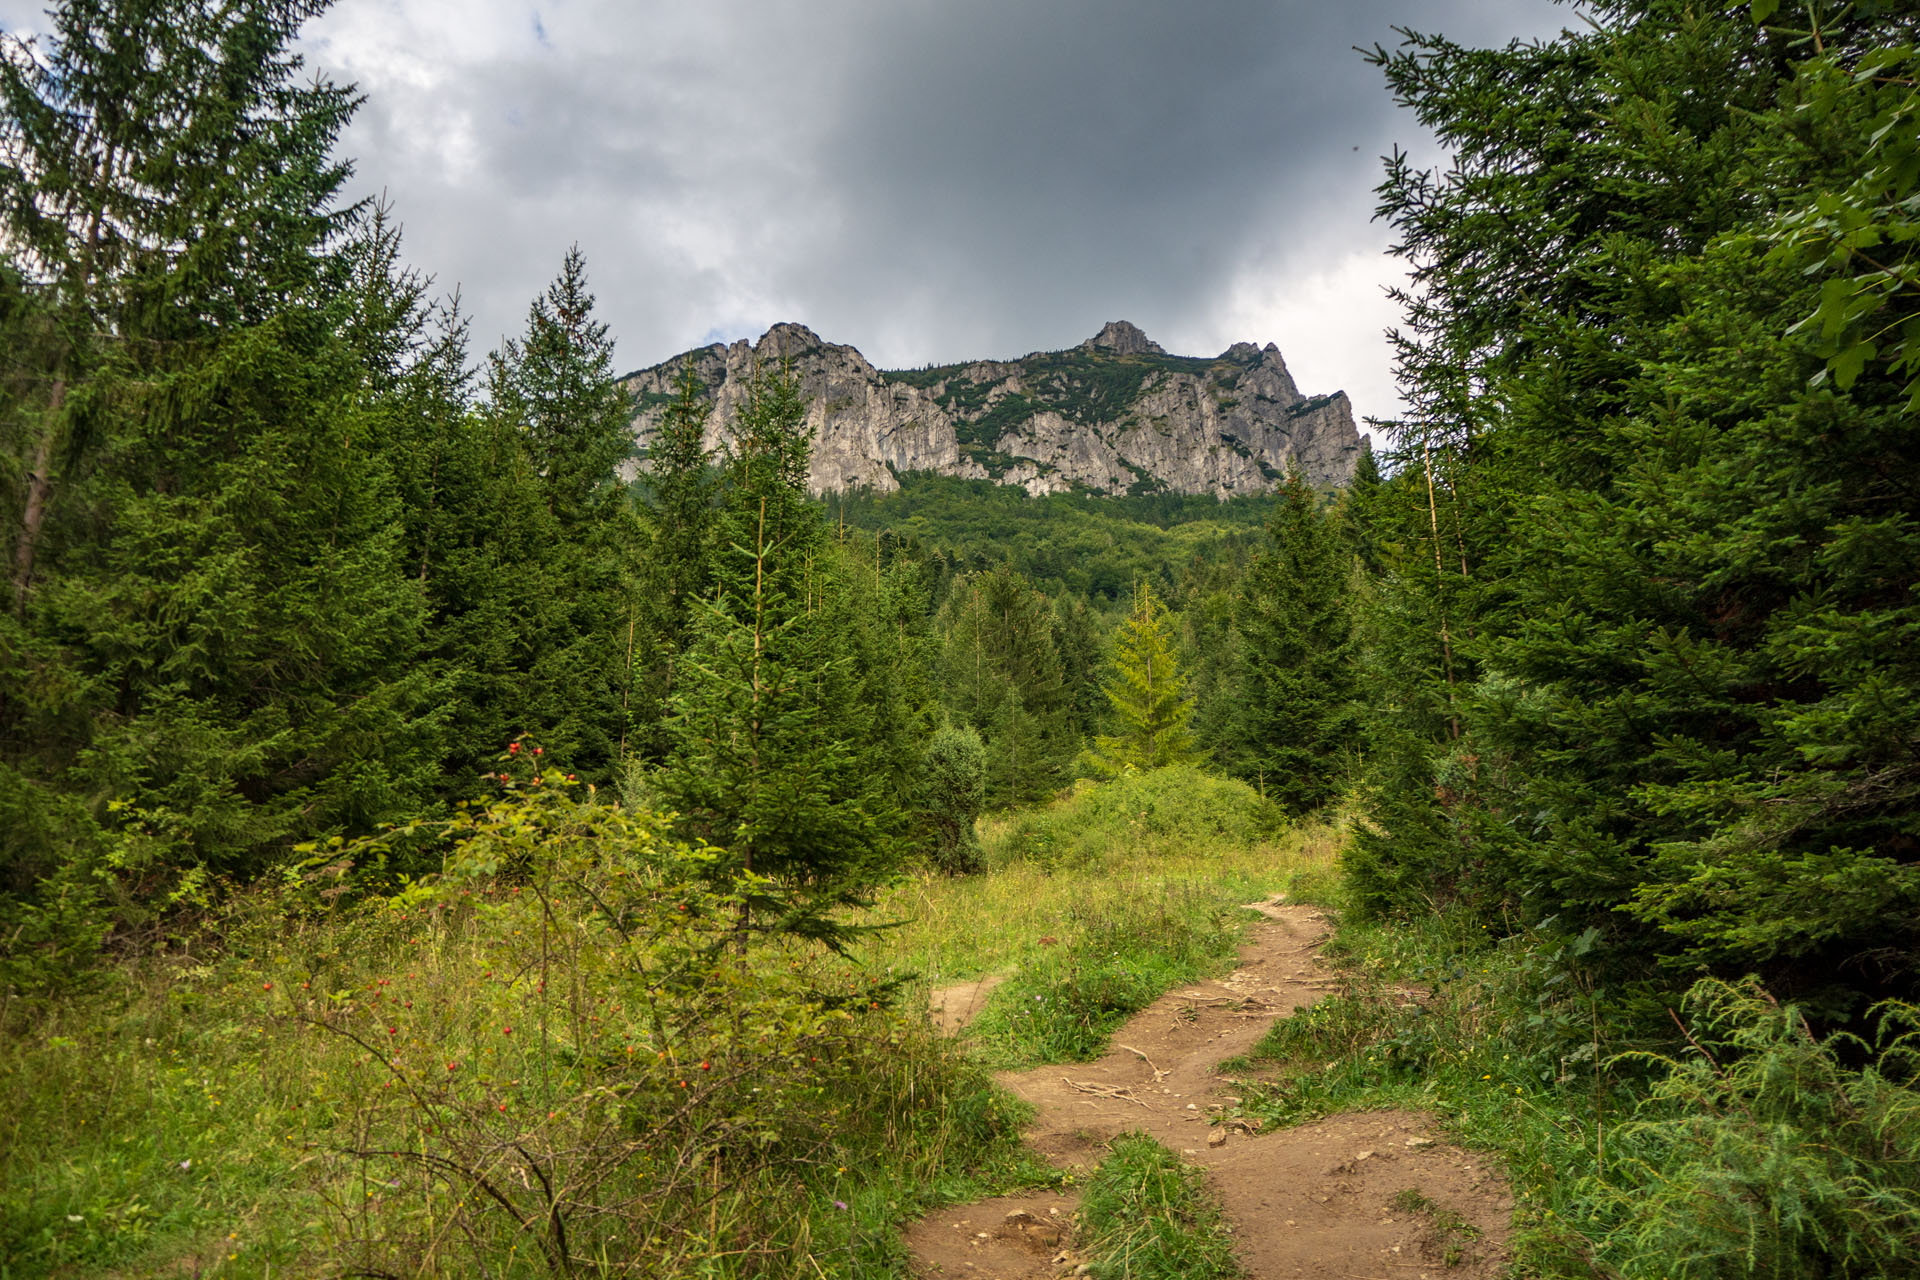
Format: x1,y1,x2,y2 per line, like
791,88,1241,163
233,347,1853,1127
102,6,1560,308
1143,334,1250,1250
1079,1134,1240,1280
856,766,1341,1070
863,766,1338,984
1390,1188,1483,1268
0,787,1052,1279
0,766,1334,1279
1217,874,1920,1280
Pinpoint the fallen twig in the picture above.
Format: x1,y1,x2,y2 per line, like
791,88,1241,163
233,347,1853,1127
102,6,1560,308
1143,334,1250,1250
1116,1043,1168,1081
1061,1078,1150,1109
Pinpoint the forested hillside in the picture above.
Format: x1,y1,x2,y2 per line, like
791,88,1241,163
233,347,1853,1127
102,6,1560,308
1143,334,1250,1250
4,1,1918,1278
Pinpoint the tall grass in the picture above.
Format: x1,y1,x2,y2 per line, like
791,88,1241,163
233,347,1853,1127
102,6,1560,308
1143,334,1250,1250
0,788,1045,1278
863,765,1340,986
1079,1134,1240,1280
857,765,1341,1070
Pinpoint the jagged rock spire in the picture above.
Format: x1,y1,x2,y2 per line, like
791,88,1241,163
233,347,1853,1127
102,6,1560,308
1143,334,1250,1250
1081,321,1166,357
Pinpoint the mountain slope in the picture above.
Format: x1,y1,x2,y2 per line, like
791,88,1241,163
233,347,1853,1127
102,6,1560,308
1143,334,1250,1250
621,320,1363,497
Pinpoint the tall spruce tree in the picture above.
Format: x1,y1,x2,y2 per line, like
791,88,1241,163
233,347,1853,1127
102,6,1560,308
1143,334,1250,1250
657,367,894,937
481,250,641,773
1090,581,1195,774
631,360,716,759
1354,0,1920,1005
0,1,462,991
940,564,1075,806
1225,467,1357,813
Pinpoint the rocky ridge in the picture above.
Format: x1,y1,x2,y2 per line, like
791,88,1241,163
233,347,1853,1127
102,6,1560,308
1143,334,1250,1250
619,320,1363,498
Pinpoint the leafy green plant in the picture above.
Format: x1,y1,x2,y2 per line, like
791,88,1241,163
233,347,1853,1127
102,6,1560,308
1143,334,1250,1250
987,765,1285,873
0,780,1039,1277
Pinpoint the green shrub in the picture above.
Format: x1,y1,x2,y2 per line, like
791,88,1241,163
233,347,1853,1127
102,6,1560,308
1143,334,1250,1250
922,725,987,875
0,783,1038,1277
1577,979,1920,1280
985,764,1284,872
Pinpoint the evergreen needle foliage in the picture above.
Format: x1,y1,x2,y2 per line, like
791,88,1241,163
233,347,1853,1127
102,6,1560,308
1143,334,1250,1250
1090,581,1196,774
1347,0,1920,1008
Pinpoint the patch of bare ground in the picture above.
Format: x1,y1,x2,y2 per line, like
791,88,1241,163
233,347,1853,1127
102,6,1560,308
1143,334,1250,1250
930,974,1008,1035
904,1191,1084,1280
909,900,1513,1279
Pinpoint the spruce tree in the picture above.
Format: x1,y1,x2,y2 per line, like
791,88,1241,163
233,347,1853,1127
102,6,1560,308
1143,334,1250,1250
1228,466,1357,813
1355,0,1920,1002
940,564,1075,806
0,0,448,980
1090,581,1195,773
1338,437,1387,577
631,360,716,758
481,250,642,774
1051,594,1108,739
490,247,635,530
657,367,893,936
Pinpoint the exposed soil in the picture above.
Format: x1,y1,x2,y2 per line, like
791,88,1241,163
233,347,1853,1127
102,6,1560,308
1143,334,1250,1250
930,973,1008,1036
908,898,1513,1279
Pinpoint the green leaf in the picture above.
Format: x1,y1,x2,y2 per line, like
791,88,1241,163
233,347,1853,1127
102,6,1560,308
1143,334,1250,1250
1830,340,1876,389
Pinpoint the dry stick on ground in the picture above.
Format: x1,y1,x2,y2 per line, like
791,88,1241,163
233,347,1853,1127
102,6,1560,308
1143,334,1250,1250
1061,1078,1150,1109
1116,1043,1169,1081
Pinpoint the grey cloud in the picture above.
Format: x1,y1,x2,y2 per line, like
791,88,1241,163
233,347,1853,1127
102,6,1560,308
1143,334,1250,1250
309,1,1573,407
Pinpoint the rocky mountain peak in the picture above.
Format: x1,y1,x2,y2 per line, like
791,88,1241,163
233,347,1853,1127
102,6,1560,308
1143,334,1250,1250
1082,320,1166,357
751,322,829,359
620,323,1362,498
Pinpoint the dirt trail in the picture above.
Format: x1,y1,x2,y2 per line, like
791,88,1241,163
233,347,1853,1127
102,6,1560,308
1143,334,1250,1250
909,900,1512,1279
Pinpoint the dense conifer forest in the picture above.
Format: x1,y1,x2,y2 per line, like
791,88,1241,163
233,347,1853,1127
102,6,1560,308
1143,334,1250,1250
2,1,1917,1277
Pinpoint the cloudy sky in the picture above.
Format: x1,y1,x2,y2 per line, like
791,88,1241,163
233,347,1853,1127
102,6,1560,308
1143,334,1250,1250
8,0,1573,424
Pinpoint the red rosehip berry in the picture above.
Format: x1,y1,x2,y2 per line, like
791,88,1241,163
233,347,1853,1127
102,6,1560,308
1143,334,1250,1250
262,982,272,991
507,742,520,754
699,1060,711,1071
532,746,542,756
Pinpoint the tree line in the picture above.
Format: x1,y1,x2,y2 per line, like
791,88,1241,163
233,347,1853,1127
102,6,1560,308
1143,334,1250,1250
6,0,1917,1032
0,0,1267,990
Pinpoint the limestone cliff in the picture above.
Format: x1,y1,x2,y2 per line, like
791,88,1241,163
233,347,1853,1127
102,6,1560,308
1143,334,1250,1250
619,320,1363,497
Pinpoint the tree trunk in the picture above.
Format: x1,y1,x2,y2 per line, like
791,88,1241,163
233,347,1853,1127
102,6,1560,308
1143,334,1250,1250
12,380,66,617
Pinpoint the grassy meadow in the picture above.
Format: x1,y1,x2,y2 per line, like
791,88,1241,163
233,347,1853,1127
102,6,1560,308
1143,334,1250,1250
0,767,1335,1279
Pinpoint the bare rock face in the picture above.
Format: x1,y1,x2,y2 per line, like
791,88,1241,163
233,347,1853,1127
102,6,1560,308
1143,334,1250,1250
620,322,1363,497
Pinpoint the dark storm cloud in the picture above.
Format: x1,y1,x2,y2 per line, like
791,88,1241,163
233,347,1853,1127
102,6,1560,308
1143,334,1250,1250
0,0,1575,419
